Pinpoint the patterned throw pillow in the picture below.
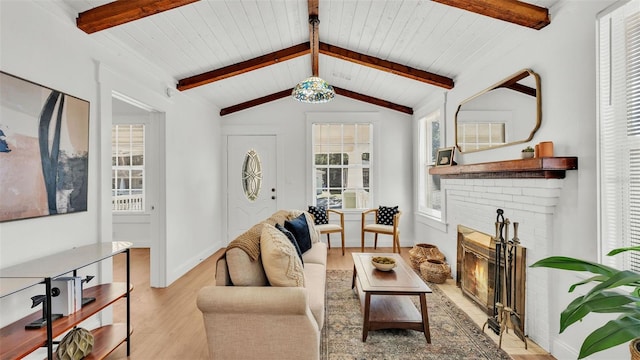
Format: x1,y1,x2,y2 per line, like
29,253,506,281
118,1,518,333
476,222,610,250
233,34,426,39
376,205,399,226
307,205,328,225
260,223,305,287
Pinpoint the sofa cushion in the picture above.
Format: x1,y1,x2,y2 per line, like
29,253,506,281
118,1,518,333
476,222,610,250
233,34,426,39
226,248,269,286
261,223,305,287
303,263,326,330
284,213,312,253
302,241,327,266
289,210,321,244
275,223,304,264
307,205,328,225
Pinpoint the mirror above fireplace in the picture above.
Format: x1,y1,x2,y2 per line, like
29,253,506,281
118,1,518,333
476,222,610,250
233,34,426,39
455,69,541,153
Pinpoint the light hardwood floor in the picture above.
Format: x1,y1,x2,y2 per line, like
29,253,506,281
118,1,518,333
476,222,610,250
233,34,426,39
107,247,555,360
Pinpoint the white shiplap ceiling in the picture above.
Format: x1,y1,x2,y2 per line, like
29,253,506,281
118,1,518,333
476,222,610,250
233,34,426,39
58,0,561,114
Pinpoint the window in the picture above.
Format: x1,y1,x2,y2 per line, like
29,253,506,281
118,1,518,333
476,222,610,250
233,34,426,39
418,110,442,218
112,124,145,212
312,123,371,209
598,0,640,271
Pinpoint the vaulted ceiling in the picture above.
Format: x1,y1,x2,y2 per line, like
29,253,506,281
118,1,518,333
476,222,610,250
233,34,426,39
60,0,559,115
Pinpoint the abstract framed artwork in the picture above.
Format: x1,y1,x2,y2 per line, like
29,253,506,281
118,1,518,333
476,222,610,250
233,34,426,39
0,71,90,222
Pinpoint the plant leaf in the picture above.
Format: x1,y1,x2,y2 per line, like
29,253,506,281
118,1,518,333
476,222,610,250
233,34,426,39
559,292,639,332
530,256,618,276
568,275,609,292
606,246,640,256
578,315,640,359
583,270,640,301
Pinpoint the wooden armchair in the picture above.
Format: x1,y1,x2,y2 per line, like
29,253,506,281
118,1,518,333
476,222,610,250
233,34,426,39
313,209,345,255
361,208,402,253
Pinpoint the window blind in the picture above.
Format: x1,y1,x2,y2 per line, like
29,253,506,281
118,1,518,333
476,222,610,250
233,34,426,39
599,0,640,271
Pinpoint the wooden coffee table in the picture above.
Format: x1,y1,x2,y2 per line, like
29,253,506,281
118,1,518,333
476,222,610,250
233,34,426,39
351,252,432,342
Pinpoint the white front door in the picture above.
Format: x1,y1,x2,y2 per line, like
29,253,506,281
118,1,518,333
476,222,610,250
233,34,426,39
227,135,277,241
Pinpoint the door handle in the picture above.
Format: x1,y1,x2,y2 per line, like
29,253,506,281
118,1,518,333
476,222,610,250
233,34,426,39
271,196,276,200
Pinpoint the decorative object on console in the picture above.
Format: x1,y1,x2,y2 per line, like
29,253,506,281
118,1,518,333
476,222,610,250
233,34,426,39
0,71,90,222
409,243,446,270
55,327,94,360
521,146,534,159
25,290,63,329
436,147,455,166
531,246,640,359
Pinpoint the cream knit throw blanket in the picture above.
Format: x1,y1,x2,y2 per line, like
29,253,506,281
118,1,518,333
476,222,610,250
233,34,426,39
225,210,296,261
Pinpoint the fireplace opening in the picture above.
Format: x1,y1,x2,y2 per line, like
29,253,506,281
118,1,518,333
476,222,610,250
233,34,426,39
456,224,526,335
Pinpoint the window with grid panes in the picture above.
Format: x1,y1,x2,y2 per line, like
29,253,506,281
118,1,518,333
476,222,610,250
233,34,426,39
598,0,640,271
112,124,145,212
312,123,372,209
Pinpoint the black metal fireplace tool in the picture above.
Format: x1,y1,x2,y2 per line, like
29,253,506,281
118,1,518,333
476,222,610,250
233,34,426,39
482,208,527,349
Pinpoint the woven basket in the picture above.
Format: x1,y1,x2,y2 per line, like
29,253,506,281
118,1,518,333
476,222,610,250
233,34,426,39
420,259,450,284
631,338,640,360
409,243,445,269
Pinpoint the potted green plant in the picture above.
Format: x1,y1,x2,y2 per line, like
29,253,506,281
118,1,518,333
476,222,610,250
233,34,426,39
521,146,535,159
531,246,640,359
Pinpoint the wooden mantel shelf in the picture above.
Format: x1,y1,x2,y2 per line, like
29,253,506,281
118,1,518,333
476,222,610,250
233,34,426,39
428,157,578,179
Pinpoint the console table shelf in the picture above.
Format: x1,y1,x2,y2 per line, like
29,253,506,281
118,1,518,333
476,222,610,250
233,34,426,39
428,156,578,179
0,242,132,360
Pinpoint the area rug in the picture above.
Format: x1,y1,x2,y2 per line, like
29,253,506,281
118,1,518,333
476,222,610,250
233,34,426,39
321,270,511,360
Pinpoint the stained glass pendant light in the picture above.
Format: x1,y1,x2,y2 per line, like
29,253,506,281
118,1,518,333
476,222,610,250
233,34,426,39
292,76,335,103
292,15,335,103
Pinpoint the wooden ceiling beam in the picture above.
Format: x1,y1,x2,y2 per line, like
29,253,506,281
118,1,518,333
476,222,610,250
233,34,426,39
308,0,320,76
319,42,454,89
333,87,413,115
432,0,550,30
220,89,293,116
178,43,310,91
77,0,199,34
220,87,413,116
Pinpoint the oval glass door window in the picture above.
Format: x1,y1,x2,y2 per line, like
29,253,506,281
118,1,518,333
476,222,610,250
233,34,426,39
242,149,262,201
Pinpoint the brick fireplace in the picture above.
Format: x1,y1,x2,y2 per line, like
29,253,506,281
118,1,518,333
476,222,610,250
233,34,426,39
441,176,569,350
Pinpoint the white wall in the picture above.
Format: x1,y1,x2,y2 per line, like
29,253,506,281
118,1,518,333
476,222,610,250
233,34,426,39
414,1,624,359
0,0,222,326
221,95,414,248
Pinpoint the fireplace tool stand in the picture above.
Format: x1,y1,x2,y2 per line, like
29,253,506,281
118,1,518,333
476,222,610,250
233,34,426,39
482,209,527,349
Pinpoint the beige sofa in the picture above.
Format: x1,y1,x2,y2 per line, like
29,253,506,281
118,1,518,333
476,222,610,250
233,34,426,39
197,210,327,360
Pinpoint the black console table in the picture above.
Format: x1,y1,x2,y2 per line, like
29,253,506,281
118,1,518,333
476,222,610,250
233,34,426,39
0,241,132,359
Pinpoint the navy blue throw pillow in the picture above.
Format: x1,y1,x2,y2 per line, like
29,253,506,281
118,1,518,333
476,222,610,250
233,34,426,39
275,223,304,265
284,213,312,254
376,206,399,226
308,205,328,225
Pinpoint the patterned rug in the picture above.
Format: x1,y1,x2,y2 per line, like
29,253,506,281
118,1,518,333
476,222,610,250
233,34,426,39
321,270,511,360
